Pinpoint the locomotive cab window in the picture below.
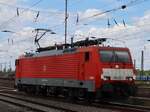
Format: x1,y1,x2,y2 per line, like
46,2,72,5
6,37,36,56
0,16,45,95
100,50,130,63
85,52,90,62
100,50,114,62
115,51,130,63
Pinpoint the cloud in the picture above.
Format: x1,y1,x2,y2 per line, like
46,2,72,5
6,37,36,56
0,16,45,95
78,9,107,22
0,0,17,4
0,0,64,30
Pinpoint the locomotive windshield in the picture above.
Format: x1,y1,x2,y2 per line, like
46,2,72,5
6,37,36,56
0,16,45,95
100,50,130,63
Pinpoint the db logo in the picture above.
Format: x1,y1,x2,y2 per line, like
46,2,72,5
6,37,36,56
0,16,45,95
43,65,47,72
115,65,119,68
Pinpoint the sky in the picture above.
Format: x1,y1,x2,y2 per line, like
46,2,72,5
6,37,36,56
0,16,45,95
0,0,150,70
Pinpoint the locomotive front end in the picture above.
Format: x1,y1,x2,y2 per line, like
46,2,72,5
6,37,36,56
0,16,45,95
99,48,137,97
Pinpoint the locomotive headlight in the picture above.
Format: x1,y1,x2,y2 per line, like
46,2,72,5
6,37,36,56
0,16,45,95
133,75,136,80
104,76,111,80
101,75,111,80
126,76,134,81
129,77,133,81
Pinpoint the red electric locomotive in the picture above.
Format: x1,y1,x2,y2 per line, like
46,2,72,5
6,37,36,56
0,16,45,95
15,38,137,99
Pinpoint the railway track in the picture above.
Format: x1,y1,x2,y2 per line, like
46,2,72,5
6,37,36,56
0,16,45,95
0,92,77,112
0,92,114,112
131,96,150,101
137,87,150,97
0,77,149,112
0,90,150,112
98,101,150,112
94,95,150,112
0,78,14,88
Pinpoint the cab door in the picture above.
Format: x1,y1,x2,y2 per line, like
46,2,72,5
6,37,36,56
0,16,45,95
15,59,22,85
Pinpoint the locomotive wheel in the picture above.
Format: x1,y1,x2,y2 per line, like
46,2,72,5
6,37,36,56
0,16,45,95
47,87,59,97
77,89,86,100
47,87,54,96
63,88,69,98
30,86,36,95
85,92,95,103
95,89,102,102
67,89,77,102
17,84,22,91
25,86,32,94
40,86,47,96
35,86,40,95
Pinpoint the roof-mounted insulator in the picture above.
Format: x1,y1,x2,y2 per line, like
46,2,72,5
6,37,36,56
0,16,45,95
17,8,19,16
107,19,111,28
114,19,118,26
76,13,79,25
8,39,9,44
121,5,127,9
35,11,40,22
123,19,126,27
12,39,14,45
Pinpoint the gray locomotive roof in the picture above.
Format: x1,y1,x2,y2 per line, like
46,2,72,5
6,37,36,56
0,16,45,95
23,46,128,58
33,50,64,57
32,48,77,57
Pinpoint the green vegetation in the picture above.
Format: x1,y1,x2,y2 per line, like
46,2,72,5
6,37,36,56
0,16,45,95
136,69,150,76
0,71,15,78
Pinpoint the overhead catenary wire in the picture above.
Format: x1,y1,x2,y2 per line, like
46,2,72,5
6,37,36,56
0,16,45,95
0,0,149,36
0,1,64,15
1,21,150,60
126,0,150,7
1,0,150,45
0,0,44,29
79,5,126,22
0,0,138,34
73,13,150,38
78,0,150,23
5,13,150,46
71,16,150,42
0,0,83,20
29,0,132,32
66,0,150,37
0,0,84,43
0,1,82,33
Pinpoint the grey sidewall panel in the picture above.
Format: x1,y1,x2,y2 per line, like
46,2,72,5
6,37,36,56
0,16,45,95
16,78,95,92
